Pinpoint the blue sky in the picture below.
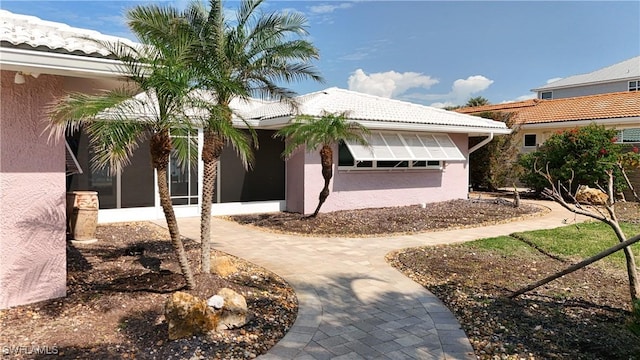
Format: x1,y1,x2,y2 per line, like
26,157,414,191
2,1,639,107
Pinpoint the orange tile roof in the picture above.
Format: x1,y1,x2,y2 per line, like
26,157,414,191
455,91,640,125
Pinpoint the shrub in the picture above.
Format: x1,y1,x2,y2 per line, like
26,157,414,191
469,112,523,191
518,124,628,194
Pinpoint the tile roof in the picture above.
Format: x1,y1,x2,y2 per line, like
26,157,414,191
246,87,509,131
0,9,137,58
456,91,640,125
532,56,640,91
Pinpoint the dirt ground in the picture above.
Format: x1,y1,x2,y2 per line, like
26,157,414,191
0,222,297,359
230,197,543,237
1,198,638,359
387,201,640,360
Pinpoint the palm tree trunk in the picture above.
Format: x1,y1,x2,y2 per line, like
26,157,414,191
311,145,333,218
200,130,224,273
151,130,196,289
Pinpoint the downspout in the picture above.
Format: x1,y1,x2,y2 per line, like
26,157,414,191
468,132,494,154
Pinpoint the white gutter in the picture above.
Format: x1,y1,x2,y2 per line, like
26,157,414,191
232,115,512,135
468,132,494,154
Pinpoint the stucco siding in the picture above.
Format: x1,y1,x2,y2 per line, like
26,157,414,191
299,133,470,215
285,148,306,213
0,71,66,309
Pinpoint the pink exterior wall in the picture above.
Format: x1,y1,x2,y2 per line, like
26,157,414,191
0,71,67,309
287,133,470,215
285,148,306,214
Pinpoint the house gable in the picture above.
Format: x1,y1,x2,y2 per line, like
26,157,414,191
531,56,640,99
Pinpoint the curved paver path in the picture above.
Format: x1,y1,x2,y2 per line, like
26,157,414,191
160,200,589,360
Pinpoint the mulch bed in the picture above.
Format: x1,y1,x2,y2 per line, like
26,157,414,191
230,198,544,237
387,201,640,360
0,222,296,359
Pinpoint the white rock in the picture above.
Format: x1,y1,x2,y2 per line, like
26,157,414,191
207,295,225,309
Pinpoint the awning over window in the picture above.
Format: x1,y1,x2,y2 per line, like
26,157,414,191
344,132,466,161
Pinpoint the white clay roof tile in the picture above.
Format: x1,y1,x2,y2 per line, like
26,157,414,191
246,87,509,130
0,9,137,58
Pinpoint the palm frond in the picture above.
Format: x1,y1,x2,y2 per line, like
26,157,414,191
170,124,199,171
85,120,148,175
209,117,256,170
277,112,370,158
47,87,142,141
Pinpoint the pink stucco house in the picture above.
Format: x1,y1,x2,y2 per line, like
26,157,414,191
0,10,132,309
0,10,509,309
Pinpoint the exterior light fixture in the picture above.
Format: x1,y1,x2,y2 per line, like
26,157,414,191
14,72,25,84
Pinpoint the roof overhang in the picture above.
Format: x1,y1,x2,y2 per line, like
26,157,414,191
531,77,640,92
233,115,512,136
0,46,126,79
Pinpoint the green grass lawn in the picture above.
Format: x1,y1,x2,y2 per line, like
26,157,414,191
465,221,640,270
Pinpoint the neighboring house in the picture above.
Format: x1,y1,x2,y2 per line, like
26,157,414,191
457,91,640,198
0,10,509,309
456,91,640,153
532,56,640,100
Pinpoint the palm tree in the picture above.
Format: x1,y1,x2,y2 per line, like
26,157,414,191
48,4,197,288
277,112,369,217
183,0,323,273
466,96,490,107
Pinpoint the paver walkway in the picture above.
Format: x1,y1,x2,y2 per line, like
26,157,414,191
156,200,589,360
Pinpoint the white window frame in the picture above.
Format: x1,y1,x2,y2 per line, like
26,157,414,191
616,128,640,143
540,91,553,99
338,158,444,171
523,133,537,148
629,80,639,92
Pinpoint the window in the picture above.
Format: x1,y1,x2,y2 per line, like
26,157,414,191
338,132,464,170
339,144,443,170
524,134,537,147
540,91,553,100
168,128,199,206
629,80,639,92
616,128,640,143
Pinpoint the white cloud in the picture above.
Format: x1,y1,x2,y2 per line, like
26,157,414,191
347,69,439,98
429,101,456,109
347,70,496,107
511,93,537,102
547,77,563,84
450,75,494,98
309,3,353,14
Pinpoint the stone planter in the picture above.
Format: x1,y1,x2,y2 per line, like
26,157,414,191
66,191,99,243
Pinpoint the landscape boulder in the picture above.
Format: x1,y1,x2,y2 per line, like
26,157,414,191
165,291,218,340
215,288,249,330
210,255,238,277
575,185,609,205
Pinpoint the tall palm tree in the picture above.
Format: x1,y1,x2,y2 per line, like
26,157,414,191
183,0,323,273
48,4,197,288
277,112,369,217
